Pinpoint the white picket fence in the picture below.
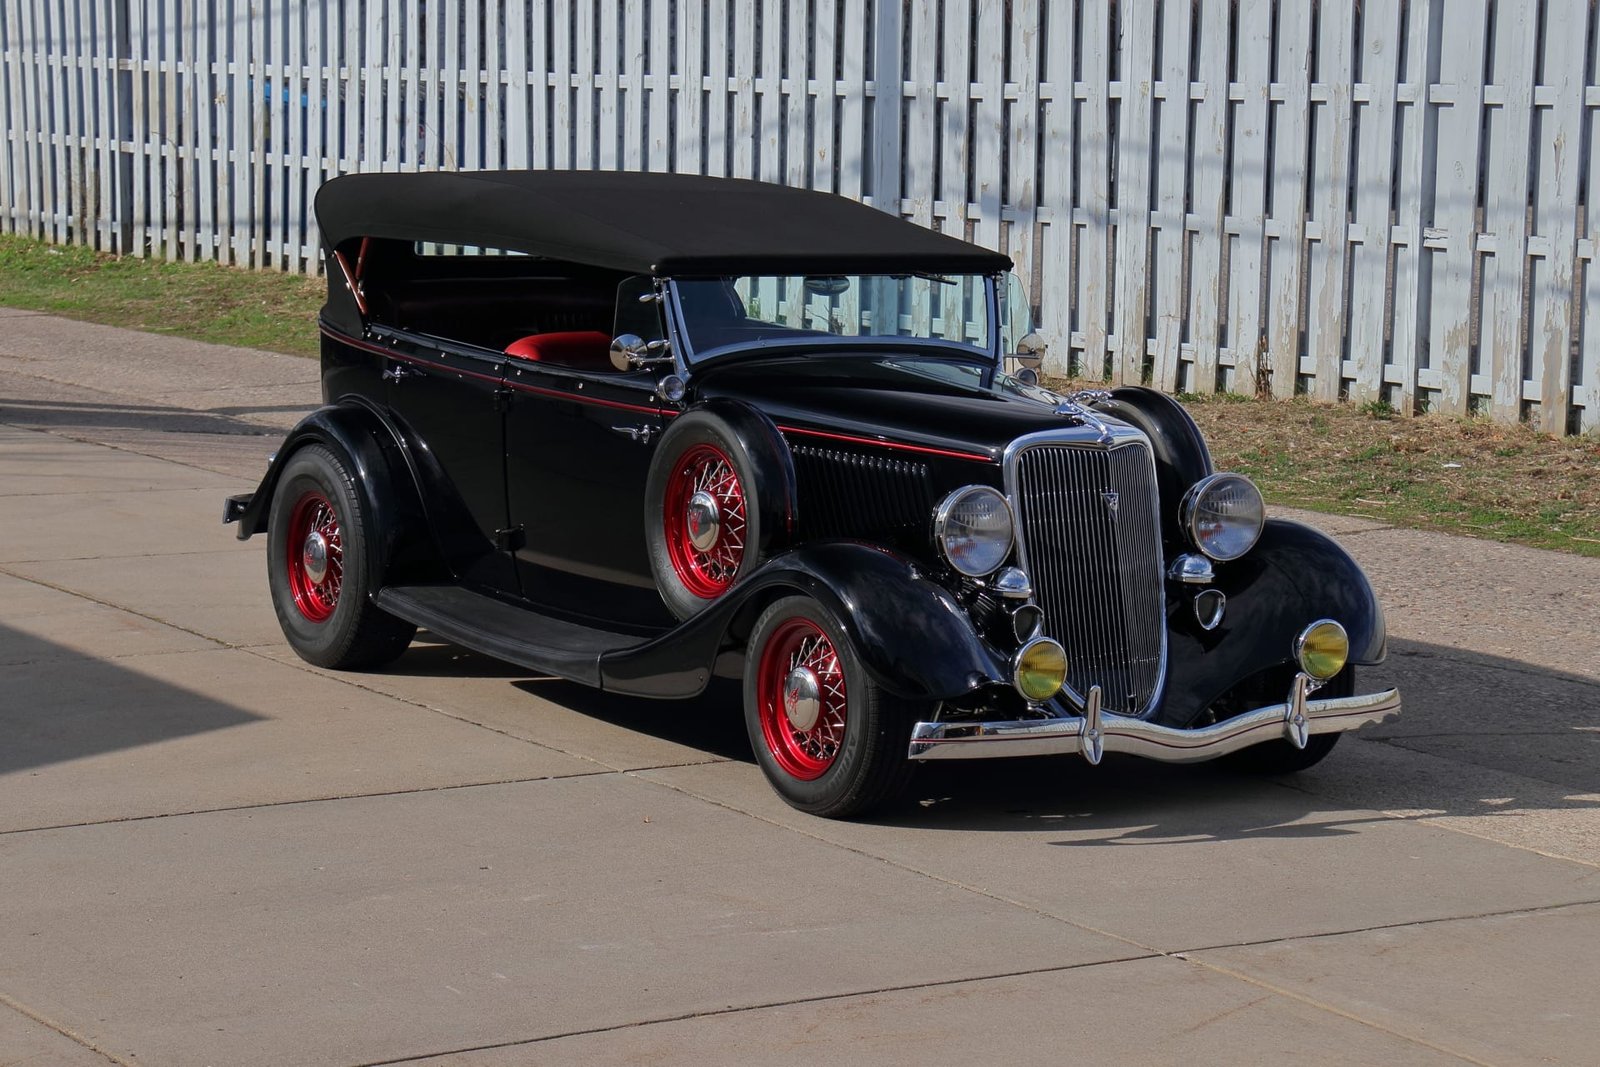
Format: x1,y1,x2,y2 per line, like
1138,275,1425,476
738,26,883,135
2,1,1598,433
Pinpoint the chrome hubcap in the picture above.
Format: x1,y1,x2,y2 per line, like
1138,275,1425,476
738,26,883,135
685,489,721,552
782,666,822,732
302,530,329,584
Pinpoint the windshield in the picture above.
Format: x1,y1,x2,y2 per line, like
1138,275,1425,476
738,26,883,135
672,274,995,362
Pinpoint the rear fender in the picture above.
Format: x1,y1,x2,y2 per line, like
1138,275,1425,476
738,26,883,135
229,403,432,577
600,542,1006,701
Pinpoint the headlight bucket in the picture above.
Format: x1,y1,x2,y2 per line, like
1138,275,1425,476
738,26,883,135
934,485,1015,577
1180,472,1265,562
1013,637,1068,702
1295,619,1349,681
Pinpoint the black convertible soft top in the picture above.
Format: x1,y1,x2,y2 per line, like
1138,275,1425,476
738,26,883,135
315,170,1011,276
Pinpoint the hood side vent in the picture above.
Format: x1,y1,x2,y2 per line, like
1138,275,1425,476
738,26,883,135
790,444,934,542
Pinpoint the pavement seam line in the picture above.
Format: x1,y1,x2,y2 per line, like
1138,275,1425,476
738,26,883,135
0,564,235,649
1174,895,1600,955
340,954,1165,1067
1172,957,1492,1066
627,771,1568,1065
0,760,724,838
0,991,133,1067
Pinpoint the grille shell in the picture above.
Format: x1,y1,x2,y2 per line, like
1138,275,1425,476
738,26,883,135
1007,435,1168,717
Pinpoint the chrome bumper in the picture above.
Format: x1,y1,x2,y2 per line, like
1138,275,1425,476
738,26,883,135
908,675,1400,763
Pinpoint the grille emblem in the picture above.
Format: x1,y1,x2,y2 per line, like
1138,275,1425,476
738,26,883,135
1102,490,1120,516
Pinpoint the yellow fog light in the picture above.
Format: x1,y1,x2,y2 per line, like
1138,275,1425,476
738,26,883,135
1295,619,1349,681
1014,637,1068,702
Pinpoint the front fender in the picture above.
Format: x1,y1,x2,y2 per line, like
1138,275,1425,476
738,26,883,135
227,403,428,576
1159,518,1387,726
600,542,1006,701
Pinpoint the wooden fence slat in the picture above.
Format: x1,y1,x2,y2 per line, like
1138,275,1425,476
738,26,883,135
597,0,618,170
1482,2,1538,421
1389,0,1437,415
1036,0,1075,375
1113,1,1156,383
811,0,836,191
676,0,703,174
1151,0,1193,391
972,0,1003,253
1347,0,1402,404
1306,0,1354,402
837,0,864,199
1228,0,1271,394
646,0,668,171
622,0,643,169
1534,0,1587,433
732,1,754,179
1429,1,1489,415
1188,0,1230,394
1007,0,1039,317
785,0,809,189
904,0,936,335
1266,1,1312,398
1078,0,1111,378
706,0,729,177
758,0,782,183
940,0,972,347
1584,2,1600,432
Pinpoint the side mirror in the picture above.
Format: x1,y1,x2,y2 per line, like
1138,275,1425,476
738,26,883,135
1011,332,1047,370
610,333,646,372
610,334,673,371
1015,367,1040,386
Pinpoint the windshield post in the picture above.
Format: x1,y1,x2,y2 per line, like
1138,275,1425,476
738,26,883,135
659,277,696,372
986,273,1003,369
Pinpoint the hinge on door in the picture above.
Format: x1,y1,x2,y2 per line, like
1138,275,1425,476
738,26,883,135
494,525,525,551
492,386,512,412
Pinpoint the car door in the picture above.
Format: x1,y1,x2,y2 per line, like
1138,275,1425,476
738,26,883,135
502,357,674,629
367,324,519,593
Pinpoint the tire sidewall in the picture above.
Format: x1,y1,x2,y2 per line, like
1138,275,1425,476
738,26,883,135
646,411,764,619
742,595,880,813
267,444,374,664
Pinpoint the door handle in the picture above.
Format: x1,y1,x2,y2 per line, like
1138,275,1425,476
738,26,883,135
613,424,657,444
382,364,421,383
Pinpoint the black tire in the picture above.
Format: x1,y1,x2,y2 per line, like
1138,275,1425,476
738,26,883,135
1219,668,1355,775
743,595,918,818
645,410,765,619
267,444,415,670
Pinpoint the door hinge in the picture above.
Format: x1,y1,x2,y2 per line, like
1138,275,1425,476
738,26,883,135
492,386,512,412
494,525,525,551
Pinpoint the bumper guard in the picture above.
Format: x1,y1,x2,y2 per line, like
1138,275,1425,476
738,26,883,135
908,675,1400,763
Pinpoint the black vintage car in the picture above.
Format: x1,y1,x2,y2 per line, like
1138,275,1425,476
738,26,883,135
225,171,1400,818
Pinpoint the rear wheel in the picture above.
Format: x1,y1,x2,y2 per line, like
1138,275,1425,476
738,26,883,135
1220,667,1355,774
743,596,918,818
267,444,415,670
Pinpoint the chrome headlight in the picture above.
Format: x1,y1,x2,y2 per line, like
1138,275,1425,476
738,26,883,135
934,485,1014,577
1180,473,1264,562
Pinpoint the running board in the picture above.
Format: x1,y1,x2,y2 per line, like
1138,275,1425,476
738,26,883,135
373,585,647,687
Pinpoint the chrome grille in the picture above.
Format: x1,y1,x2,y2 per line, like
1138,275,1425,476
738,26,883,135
1012,440,1167,716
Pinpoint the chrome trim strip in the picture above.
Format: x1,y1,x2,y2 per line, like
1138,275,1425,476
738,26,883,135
908,686,1401,762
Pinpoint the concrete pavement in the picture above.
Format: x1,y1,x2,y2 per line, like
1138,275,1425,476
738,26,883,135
1,310,1597,1066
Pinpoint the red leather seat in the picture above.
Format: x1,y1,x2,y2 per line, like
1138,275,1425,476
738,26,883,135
504,330,614,370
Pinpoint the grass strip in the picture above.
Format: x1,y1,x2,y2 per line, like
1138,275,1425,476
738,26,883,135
0,234,324,357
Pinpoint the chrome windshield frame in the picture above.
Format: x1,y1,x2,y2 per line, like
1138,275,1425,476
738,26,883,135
662,273,1003,370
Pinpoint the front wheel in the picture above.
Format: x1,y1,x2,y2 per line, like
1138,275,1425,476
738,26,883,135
743,595,918,818
266,444,415,670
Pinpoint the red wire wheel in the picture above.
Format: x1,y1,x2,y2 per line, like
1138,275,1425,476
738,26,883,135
755,617,849,781
661,442,748,600
284,490,343,623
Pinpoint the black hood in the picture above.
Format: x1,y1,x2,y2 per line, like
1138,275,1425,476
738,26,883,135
692,353,1106,460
